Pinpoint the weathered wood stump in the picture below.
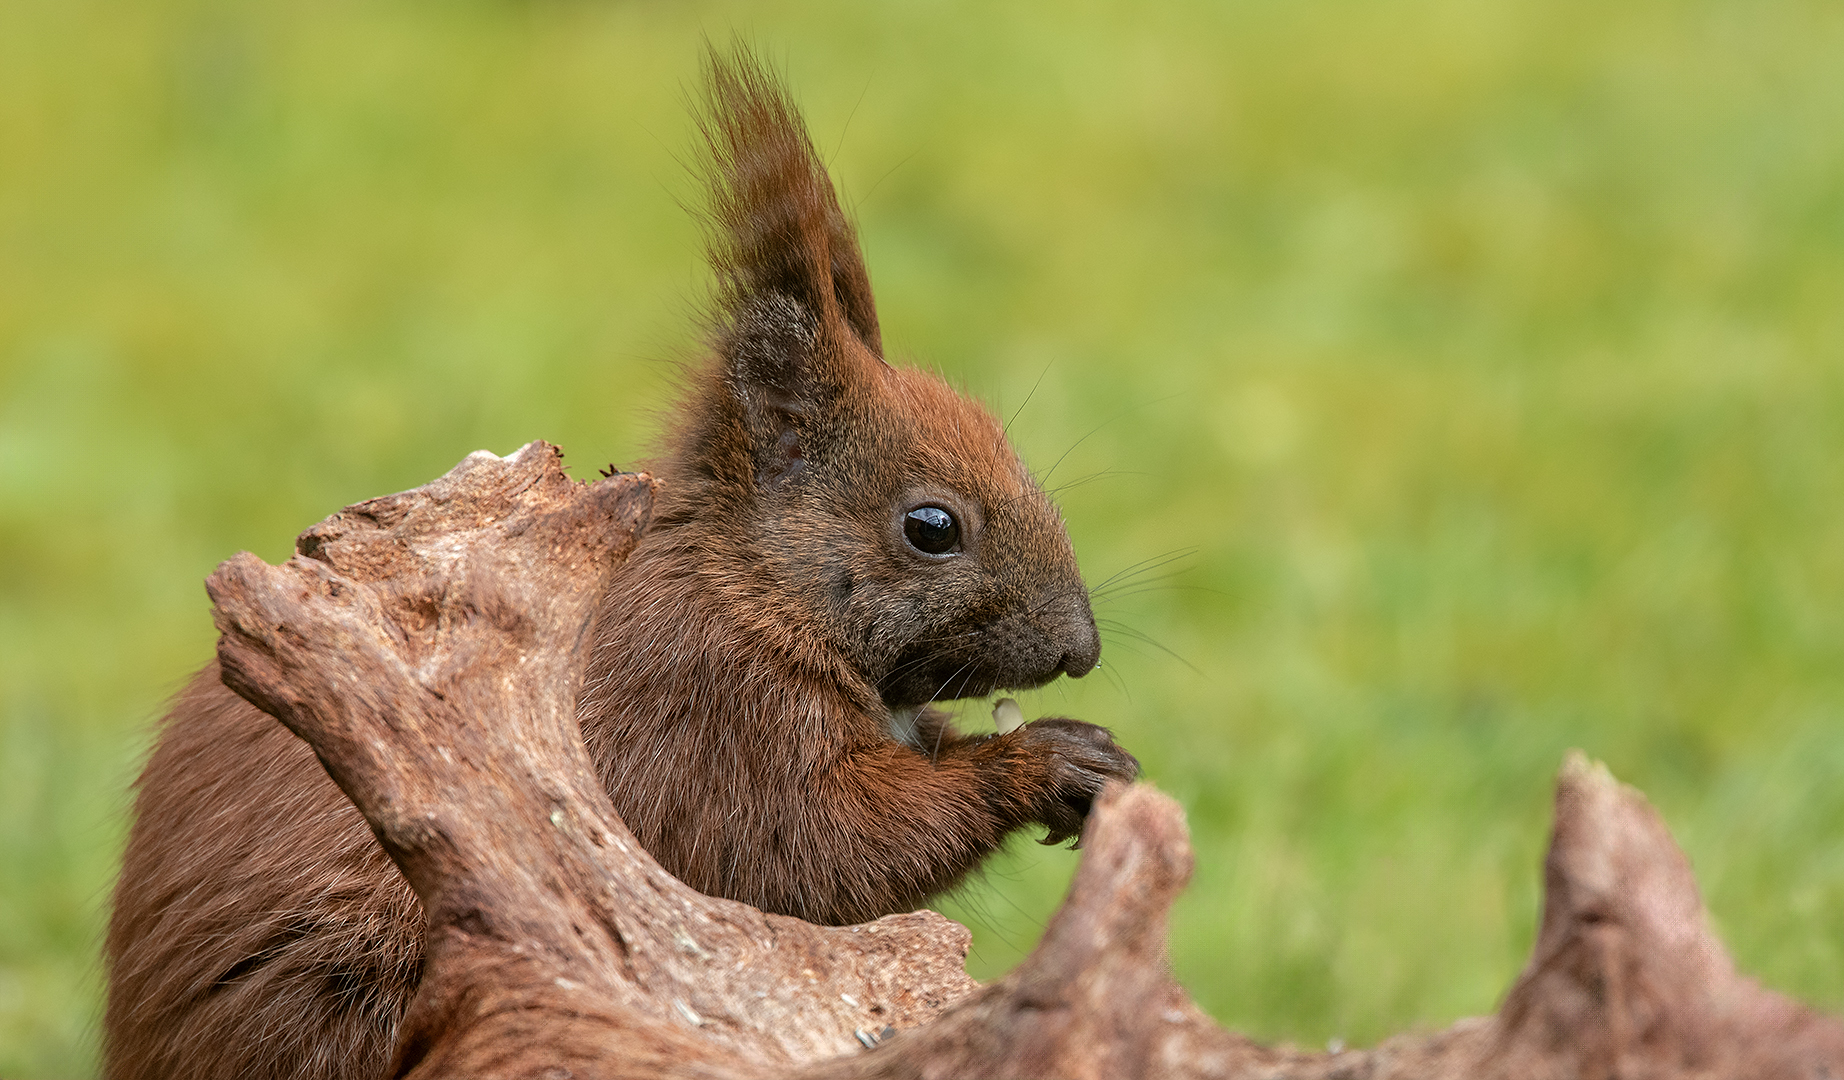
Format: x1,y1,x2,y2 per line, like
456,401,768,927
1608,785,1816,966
204,442,1844,1079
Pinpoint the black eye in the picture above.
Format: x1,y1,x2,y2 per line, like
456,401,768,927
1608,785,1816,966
903,505,960,556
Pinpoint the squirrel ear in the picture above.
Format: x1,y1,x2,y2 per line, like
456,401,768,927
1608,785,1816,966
696,42,884,423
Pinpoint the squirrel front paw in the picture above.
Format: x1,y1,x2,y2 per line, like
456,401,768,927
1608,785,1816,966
1008,718,1140,847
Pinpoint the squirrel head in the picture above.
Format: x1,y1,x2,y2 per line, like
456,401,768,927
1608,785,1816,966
649,47,1099,713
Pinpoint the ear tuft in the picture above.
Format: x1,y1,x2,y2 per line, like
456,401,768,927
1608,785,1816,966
696,42,884,367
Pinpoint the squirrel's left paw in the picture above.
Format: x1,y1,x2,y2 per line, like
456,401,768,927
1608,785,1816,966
1012,717,1139,847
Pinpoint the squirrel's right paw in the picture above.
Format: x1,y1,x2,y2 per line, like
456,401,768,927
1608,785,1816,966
1010,717,1139,847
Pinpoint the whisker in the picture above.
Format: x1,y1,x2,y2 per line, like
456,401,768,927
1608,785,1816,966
991,467,1141,519
1095,622,1202,676
1004,361,1053,439
1038,469,1138,500
1090,569,1192,599
1086,548,1198,596
1093,582,1219,605
1090,569,1204,601
874,627,994,693
927,661,978,761
1097,660,1131,699
1040,392,1185,486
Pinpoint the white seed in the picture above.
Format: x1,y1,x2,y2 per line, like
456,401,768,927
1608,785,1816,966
993,697,1025,734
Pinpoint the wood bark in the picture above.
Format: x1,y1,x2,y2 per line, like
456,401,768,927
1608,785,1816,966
204,442,1844,1079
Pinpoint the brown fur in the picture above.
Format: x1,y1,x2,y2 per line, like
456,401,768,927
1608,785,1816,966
105,46,1136,1080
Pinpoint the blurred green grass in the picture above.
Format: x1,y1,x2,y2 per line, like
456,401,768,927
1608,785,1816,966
5,0,1844,1074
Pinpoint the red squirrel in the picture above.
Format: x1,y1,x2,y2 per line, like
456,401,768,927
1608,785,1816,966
104,47,1138,1080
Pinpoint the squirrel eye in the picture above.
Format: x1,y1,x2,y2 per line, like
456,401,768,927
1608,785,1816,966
902,505,960,556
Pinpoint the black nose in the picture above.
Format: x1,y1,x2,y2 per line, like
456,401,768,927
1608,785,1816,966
1058,616,1101,678
1036,580,1101,680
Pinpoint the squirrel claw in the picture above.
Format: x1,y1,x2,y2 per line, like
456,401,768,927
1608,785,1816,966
1014,717,1137,847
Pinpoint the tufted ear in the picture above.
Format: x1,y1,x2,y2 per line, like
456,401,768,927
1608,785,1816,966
697,43,883,447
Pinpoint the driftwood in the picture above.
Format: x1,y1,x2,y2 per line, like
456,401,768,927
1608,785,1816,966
205,442,1844,1079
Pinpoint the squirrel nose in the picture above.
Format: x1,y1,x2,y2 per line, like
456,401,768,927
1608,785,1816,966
1058,618,1101,679
1037,581,1101,680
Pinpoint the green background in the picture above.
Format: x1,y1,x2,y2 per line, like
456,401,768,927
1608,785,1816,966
5,0,1844,1074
